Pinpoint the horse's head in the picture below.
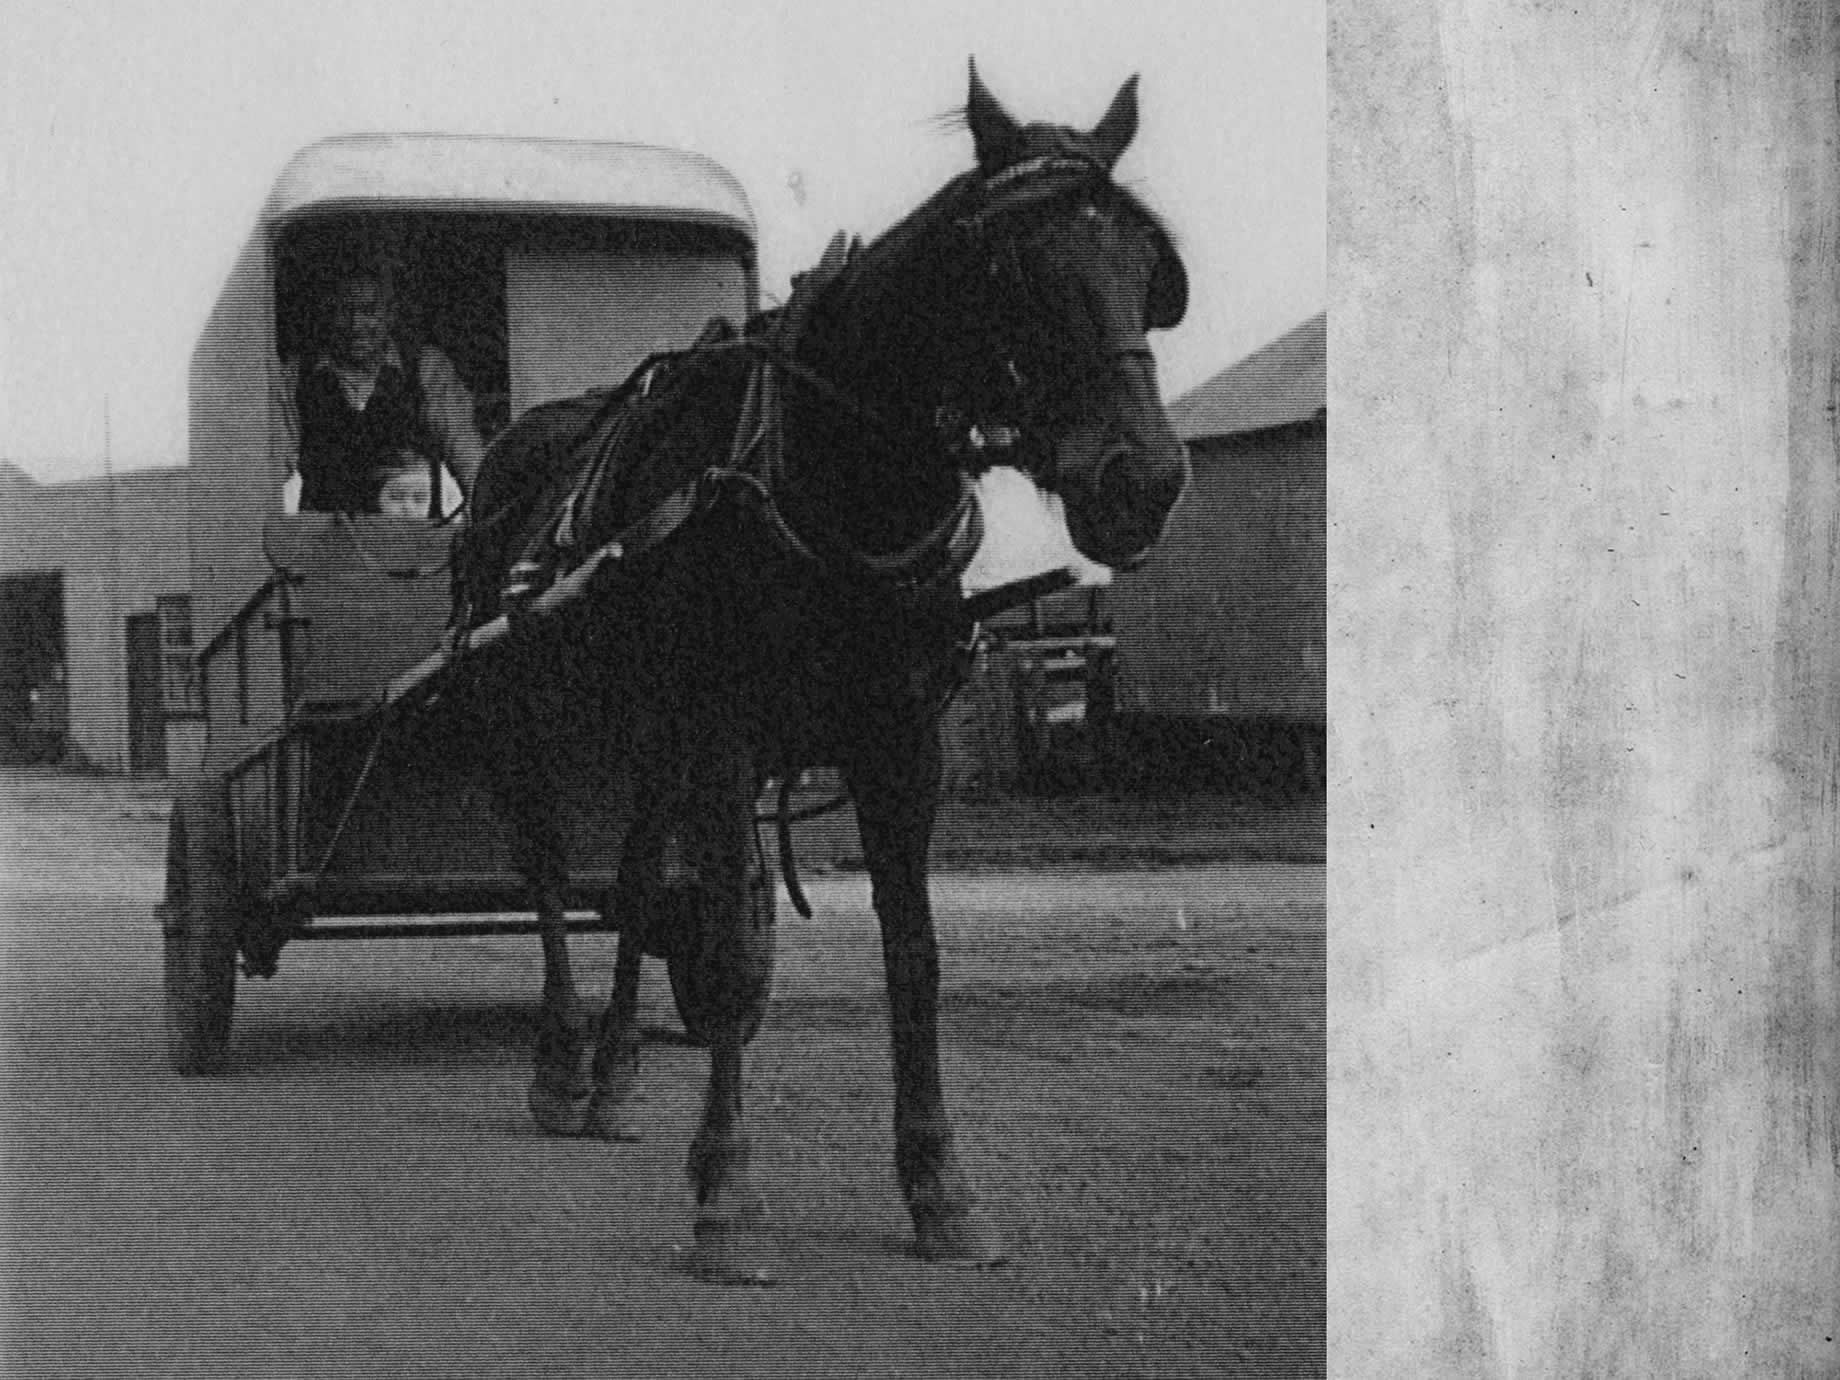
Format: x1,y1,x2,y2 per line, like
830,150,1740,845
953,63,1191,572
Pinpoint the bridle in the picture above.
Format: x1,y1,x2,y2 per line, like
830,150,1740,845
736,152,1172,577
945,154,1169,483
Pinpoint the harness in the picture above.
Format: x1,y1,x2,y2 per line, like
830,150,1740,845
435,163,1132,914
495,234,982,624
465,168,1146,910
488,150,1163,619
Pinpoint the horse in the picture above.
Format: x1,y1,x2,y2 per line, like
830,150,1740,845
448,62,1191,1283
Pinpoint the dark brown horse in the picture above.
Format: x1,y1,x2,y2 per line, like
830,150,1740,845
450,63,1190,1282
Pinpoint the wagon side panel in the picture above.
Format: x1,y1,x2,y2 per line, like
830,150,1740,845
189,233,285,655
506,248,752,415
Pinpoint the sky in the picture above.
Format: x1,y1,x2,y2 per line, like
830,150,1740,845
0,0,1324,483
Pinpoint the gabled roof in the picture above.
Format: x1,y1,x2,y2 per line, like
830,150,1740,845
1168,311,1324,442
262,134,755,241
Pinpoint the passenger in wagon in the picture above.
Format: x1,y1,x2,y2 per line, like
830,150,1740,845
370,451,435,518
278,261,484,517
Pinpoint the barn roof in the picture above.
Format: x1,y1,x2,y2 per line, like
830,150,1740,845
1168,311,1324,442
262,134,756,241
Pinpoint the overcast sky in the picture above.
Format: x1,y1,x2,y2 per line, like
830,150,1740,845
0,0,1323,483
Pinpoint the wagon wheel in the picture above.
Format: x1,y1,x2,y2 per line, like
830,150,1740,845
665,876,776,1047
159,780,242,1076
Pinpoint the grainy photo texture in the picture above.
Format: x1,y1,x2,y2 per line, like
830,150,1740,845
2,6,1326,1377
1330,2,1837,1374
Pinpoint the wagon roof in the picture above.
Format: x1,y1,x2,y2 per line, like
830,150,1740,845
262,134,755,239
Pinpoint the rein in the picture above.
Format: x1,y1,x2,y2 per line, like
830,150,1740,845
527,264,986,607
514,151,1157,608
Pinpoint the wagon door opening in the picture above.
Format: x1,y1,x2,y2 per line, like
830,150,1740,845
0,571,67,765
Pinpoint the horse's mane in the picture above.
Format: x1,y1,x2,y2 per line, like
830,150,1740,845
798,131,1176,376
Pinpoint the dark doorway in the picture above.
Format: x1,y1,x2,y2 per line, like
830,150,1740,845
0,572,67,764
126,612,167,776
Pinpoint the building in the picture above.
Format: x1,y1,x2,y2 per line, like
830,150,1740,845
0,462,204,774
1106,313,1325,727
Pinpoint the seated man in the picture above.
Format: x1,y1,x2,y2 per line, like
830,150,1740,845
278,261,484,516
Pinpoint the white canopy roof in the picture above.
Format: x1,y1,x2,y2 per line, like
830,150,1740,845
262,134,755,240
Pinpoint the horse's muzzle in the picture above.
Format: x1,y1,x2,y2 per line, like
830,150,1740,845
1063,437,1191,571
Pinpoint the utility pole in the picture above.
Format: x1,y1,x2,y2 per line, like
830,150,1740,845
102,395,125,771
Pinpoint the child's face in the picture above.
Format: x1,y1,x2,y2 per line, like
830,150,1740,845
377,470,431,517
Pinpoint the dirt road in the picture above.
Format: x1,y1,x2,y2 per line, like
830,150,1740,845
1,773,1322,1377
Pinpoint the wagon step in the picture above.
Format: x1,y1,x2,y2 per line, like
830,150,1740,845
293,913,622,942
267,871,624,918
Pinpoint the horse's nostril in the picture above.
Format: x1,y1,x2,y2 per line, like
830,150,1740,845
1094,444,1141,506
1101,439,1189,511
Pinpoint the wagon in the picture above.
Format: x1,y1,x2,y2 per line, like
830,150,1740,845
159,135,767,1074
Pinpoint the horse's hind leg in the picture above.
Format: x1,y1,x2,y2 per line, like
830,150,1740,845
677,731,781,1283
583,930,646,1141
583,802,671,1142
482,701,593,1135
581,715,683,1141
850,728,1007,1266
527,871,593,1134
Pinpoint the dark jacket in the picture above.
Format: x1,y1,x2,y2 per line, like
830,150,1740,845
295,343,437,513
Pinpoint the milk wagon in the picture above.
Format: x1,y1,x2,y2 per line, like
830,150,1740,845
158,135,768,1074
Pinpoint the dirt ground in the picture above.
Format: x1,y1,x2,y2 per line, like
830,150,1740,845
0,770,1323,1378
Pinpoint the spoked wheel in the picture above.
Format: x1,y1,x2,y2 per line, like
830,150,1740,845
665,876,776,1048
159,780,242,1076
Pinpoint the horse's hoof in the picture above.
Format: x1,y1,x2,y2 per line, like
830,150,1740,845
688,1221,783,1286
583,1097,644,1143
527,1082,590,1136
913,1208,1009,1268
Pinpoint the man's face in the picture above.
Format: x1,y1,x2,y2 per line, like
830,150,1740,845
329,274,389,369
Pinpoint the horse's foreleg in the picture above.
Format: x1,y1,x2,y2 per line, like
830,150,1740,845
852,731,1007,1266
685,1027,776,1283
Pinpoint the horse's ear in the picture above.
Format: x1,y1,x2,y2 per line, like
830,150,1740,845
966,58,1021,171
1090,75,1140,170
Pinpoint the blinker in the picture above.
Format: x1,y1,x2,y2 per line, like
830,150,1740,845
1146,233,1188,330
